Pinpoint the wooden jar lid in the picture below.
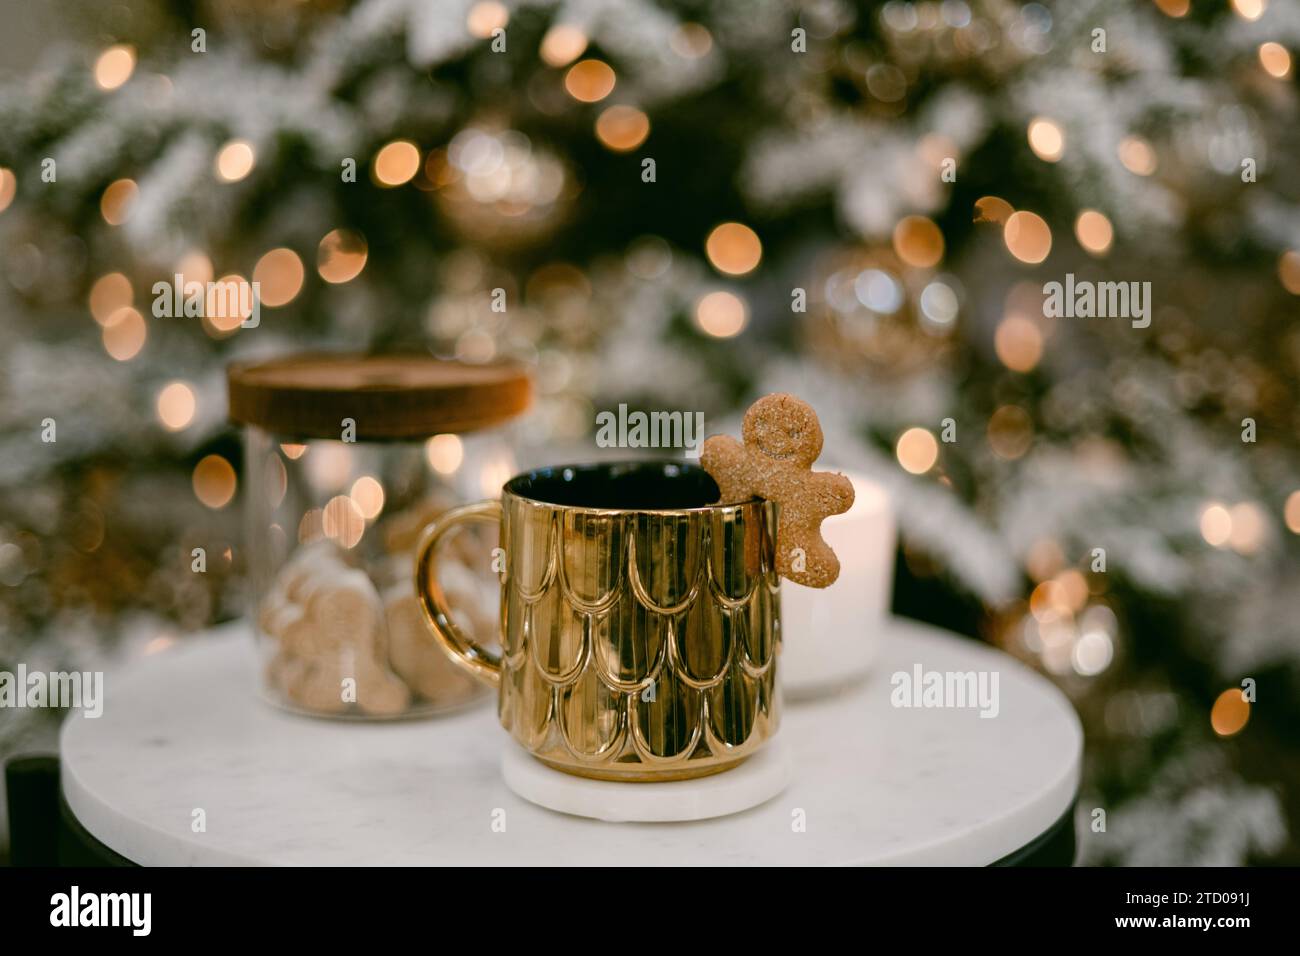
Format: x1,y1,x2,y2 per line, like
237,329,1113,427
227,353,532,440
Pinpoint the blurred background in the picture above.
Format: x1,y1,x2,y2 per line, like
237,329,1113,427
1,0,1297,864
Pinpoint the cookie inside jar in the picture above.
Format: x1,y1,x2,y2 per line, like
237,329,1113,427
229,353,530,719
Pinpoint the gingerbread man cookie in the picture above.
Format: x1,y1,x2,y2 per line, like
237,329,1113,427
701,393,854,588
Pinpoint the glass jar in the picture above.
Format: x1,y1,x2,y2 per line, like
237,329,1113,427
228,353,531,719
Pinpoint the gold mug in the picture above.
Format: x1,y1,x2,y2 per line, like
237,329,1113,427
415,461,781,781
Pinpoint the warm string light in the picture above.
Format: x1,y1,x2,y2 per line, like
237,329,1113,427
1210,688,1250,736
1074,210,1114,256
895,427,939,474
373,140,421,186
0,167,16,214
304,443,353,491
1231,0,1266,21
192,455,236,509
466,1,508,38
995,314,1044,372
539,24,587,67
1258,42,1292,79
204,274,253,334
175,250,214,287
695,290,747,337
1118,135,1157,176
595,105,650,152
1027,117,1065,162
94,45,136,90
671,23,713,58
214,140,255,182
565,59,616,102
266,457,287,508
987,405,1033,460
1198,501,1268,554
102,307,146,360
1283,491,1300,533
100,179,138,225
1003,211,1052,264
156,382,197,430
425,434,464,474
973,195,1013,225
1199,502,1232,547
1279,251,1300,294
704,222,762,276
322,494,365,548
892,216,944,268
89,273,133,325
349,476,385,520
252,248,305,307
317,229,368,284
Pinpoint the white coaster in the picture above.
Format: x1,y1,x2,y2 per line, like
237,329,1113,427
501,740,792,823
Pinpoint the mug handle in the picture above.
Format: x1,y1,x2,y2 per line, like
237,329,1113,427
414,500,504,689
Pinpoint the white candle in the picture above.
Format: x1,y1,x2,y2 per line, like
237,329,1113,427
779,474,895,699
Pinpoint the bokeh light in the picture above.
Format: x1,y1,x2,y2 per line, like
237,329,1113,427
305,443,353,491
214,140,255,182
1027,118,1065,162
425,434,464,474
1279,251,1300,294
1073,629,1114,676
466,1,508,38
995,315,1044,372
540,24,587,67
987,405,1033,460
175,250,214,287
102,307,146,360
1199,502,1232,547
695,290,747,337
349,476,385,520
1003,211,1052,264
671,23,713,58
1210,688,1250,736
100,179,138,225
373,140,421,186
94,45,136,90
974,196,1014,225
1153,0,1189,16
565,59,616,102
896,427,939,474
892,215,944,268
252,248,305,307
0,167,15,214
156,381,196,430
322,494,365,549
317,229,368,284
89,273,133,325
193,455,237,509
705,222,762,275
595,105,650,152
204,275,254,332
1118,136,1157,176
1259,43,1292,79
1227,502,1267,555
1284,490,1300,533
1074,209,1114,256
1231,0,1266,21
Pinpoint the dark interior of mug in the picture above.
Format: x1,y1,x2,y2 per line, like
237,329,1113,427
506,461,723,510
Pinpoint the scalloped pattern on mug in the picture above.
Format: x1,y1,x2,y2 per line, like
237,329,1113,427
499,494,781,780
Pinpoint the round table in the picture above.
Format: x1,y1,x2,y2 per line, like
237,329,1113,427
60,618,1081,866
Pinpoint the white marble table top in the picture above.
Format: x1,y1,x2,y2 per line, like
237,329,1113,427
61,618,1081,866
